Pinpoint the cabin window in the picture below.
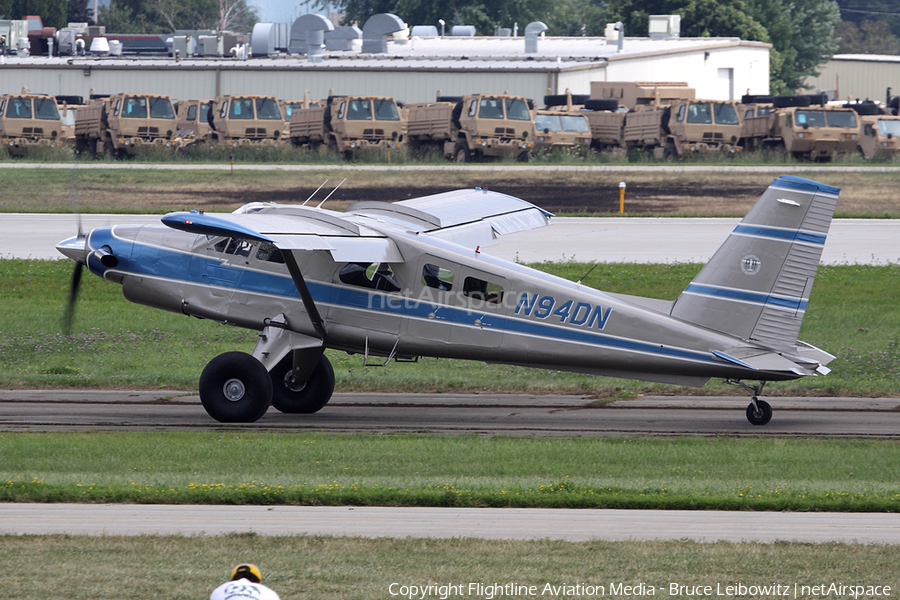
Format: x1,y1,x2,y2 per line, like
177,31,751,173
337,101,346,119
149,97,175,119
229,99,254,119
255,242,285,264
213,237,253,257
0,99,5,116
505,98,531,121
463,276,504,303
422,263,454,291
744,109,754,119
339,262,401,292
686,102,712,124
825,110,857,128
373,99,400,121
256,98,282,120
113,99,122,117
713,103,739,125
34,98,60,120
795,110,825,127
467,99,478,117
346,99,372,121
560,115,590,132
186,105,197,121
478,98,504,120
676,104,686,122
535,114,561,133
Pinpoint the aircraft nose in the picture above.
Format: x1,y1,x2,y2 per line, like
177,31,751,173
56,235,88,263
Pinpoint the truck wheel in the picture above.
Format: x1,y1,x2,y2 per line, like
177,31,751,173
454,144,471,163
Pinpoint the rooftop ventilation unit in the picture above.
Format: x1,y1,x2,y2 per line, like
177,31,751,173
289,13,334,60
410,25,438,37
451,25,475,37
524,21,547,53
648,15,680,39
325,25,361,51
361,13,405,53
251,23,289,56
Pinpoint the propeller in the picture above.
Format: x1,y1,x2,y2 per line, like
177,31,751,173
61,173,86,336
62,259,84,336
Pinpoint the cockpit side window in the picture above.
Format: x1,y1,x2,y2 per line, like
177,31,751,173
340,262,401,292
256,242,285,264
422,263,454,291
213,237,253,257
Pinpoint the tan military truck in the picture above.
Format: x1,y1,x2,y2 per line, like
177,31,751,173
75,93,178,156
175,99,212,138
289,95,404,156
0,93,65,156
845,101,900,160
406,93,535,162
206,95,285,146
547,89,624,151
739,95,860,161
55,95,86,146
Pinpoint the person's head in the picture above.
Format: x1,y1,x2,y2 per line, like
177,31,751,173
230,564,262,583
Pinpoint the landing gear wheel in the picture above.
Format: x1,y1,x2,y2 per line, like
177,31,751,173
746,399,772,426
454,144,471,163
199,351,273,422
270,353,335,414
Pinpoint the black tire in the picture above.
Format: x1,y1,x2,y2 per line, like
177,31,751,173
436,96,463,104
773,95,811,108
741,94,774,105
454,143,471,163
584,98,618,111
746,400,773,426
663,145,678,161
199,351,272,423
271,354,335,414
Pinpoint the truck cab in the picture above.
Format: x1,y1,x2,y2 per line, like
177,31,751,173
208,95,284,146
0,94,64,156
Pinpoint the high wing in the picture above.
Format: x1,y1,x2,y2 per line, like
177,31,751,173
161,188,553,260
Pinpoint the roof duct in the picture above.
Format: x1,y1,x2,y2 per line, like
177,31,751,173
524,21,547,53
289,13,334,58
251,23,288,56
361,13,404,53
325,25,361,51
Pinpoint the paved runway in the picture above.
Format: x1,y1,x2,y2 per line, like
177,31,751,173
2,213,898,265
3,504,900,543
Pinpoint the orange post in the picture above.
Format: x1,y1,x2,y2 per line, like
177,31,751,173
619,181,626,214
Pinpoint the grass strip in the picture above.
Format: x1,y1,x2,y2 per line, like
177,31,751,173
2,534,898,600
2,432,899,511
1,259,897,397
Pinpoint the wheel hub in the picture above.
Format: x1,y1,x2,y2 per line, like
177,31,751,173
223,378,246,402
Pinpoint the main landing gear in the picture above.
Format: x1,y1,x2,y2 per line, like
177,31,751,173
727,380,772,426
198,350,335,423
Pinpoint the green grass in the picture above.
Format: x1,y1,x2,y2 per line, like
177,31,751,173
1,259,897,396
2,534,897,600
2,432,900,511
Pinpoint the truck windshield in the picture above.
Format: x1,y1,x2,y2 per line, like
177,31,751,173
229,99,254,119
346,99,372,120
148,97,175,119
255,98,282,120
33,98,60,120
478,98,504,119
535,114,562,132
713,103,739,125
825,110,857,128
373,99,400,121
560,115,590,132
686,103,712,124
122,97,148,118
6,97,32,118
795,110,825,127
505,98,531,121
877,119,900,137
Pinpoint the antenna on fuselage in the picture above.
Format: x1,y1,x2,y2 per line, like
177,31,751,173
576,263,598,285
317,178,346,208
301,179,329,206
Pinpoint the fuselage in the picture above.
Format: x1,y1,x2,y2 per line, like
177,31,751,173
70,217,801,388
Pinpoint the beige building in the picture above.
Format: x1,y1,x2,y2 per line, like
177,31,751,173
804,54,900,103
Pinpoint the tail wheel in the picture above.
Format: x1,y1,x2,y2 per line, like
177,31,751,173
199,351,272,422
746,399,772,426
270,353,335,414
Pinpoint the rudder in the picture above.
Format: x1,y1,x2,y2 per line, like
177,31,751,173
669,175,838,347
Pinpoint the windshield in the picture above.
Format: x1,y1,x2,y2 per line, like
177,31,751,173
255,98,282,120
795,110,825,127
346,99,372,120
478,98,504,119
713,103,739,125
122,97,148,118
34,98,60,120
560,115,590,132
148,97,175,119
877,119,900,137
506,98,532,121
535,114,562,132
6,97,32,118
686,103,712,124
826,110,857,128
373,99,400,121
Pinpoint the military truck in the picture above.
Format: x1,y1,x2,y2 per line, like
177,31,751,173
591,82,743,158
406,93,535,162
547,89,624,151
289,95,404,156
0,93,65,156
739,95,860,161
845,100,900,160
55,95,85,145
206,95,285,146
533,92,591,154
175,99,212,138
74,93,178,156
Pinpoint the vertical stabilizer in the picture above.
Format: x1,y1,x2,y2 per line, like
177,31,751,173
670,175,838,346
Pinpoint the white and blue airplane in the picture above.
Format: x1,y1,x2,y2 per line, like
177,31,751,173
57,175,837,425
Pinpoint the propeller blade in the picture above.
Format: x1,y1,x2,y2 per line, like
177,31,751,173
62,262,84,336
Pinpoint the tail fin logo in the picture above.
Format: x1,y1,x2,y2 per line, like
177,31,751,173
740,255,761,275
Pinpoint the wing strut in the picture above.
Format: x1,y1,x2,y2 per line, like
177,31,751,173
283,251,327,339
